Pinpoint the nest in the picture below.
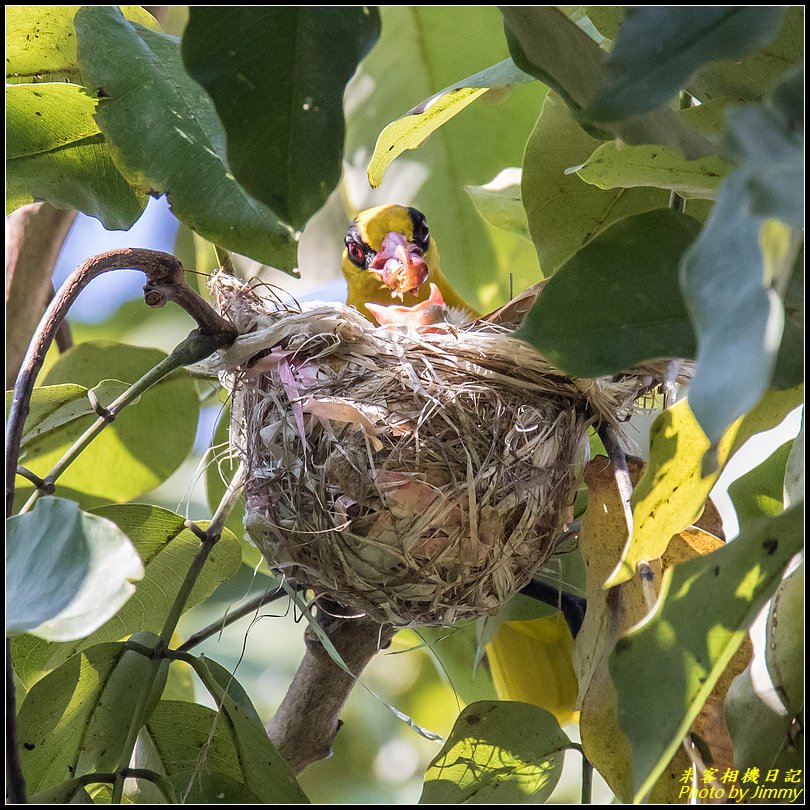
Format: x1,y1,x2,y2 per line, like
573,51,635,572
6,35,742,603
209,274,667,626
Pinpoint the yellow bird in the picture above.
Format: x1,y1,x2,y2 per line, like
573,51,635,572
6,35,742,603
341,204,579,726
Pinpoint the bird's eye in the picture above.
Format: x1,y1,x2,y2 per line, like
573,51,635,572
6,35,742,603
408,208,430,251
346,239,366,267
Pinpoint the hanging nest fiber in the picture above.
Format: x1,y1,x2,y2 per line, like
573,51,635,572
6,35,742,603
209,274,668,627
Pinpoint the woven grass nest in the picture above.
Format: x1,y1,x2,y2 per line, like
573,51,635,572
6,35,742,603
209,273,667,627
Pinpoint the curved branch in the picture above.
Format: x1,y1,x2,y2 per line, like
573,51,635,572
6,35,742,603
5,248,236,516
266,606,394,774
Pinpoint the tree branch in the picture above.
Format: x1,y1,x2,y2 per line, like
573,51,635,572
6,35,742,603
5,202,77,388
266,605,395,774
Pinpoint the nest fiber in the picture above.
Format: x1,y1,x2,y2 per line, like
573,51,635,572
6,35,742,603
210,275,656,626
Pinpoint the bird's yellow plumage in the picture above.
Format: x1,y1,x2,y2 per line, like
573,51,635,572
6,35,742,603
341,204,578,724
342,204,477,322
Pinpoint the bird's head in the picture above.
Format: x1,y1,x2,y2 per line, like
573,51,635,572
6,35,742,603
342,204,440,304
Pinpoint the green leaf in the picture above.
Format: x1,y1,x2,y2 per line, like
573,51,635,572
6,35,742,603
183,7,379,231
680,174,785,445
584,6,624,41
21,342,199,505
765,562,803,716
725,662,802,773
687,7,804,104
521,93,669,274
368,57,533,189
345,6,546,312
5,5,160,83
772,249,804,390
188,657,309,803
728,440,792,526
419,701,570,803
6,497,143,641
517,209,699,376
6,83,146,227
610,503,803,802
585,7,786,121
464,168,530,240
28,779,94,804
607,386,802,586
74,6,298,272
574,142,731,200
12,504,241,689
17,640,163,794
501,6,714,158
145,700,261,802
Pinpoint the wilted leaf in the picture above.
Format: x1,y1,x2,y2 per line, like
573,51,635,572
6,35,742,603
607,386,802,586
610,503,803,802
585,7,786,120
6,83,146,228
368,57,532,188
183,7,380,230
420,701,570,803
517,209,699,376
74,6,298,271
6,498,143,641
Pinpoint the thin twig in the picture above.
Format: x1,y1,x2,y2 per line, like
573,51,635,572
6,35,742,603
6,639,26,803
581,752,594,804
177,585,287,652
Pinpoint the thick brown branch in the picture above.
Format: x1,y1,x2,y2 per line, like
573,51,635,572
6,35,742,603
266,607,394,774
5,202,77,388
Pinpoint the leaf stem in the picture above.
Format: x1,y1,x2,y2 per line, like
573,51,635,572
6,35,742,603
581,752,594,804
6,639,26,803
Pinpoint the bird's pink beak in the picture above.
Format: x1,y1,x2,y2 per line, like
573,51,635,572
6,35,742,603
368,231,429,297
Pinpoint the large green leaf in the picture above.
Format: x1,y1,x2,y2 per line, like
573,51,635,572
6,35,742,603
6,497,143,641
607,385,802,586
464,168,530,240
74,6,298,272
17,637,166,795
188,656,309,803
368,58,533,189
521,93,669,274
12,504,241,689
501,6,714,158
419,701,570,803
5,5,159,83
765,562,803,716
772,250,804,390
574,142,731,200
610,503,803,802
183,7,380,231
18,342,199,505
585,7,786,121
517,209,699,376
345,6,546,312
687,7,804,104
6,83,146,228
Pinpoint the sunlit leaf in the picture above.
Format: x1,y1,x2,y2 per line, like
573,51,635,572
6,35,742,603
420,701,570,803
607,386,802,586
12,505,240,689
610,503,803,801
368,58,532,189
183,7,380,230
517,209,699,376
574,142,731,200
5,5,159,83
6,498,143,641
74,6,299,271
6,83,146,227
585,7,786,120
18,342,199,506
